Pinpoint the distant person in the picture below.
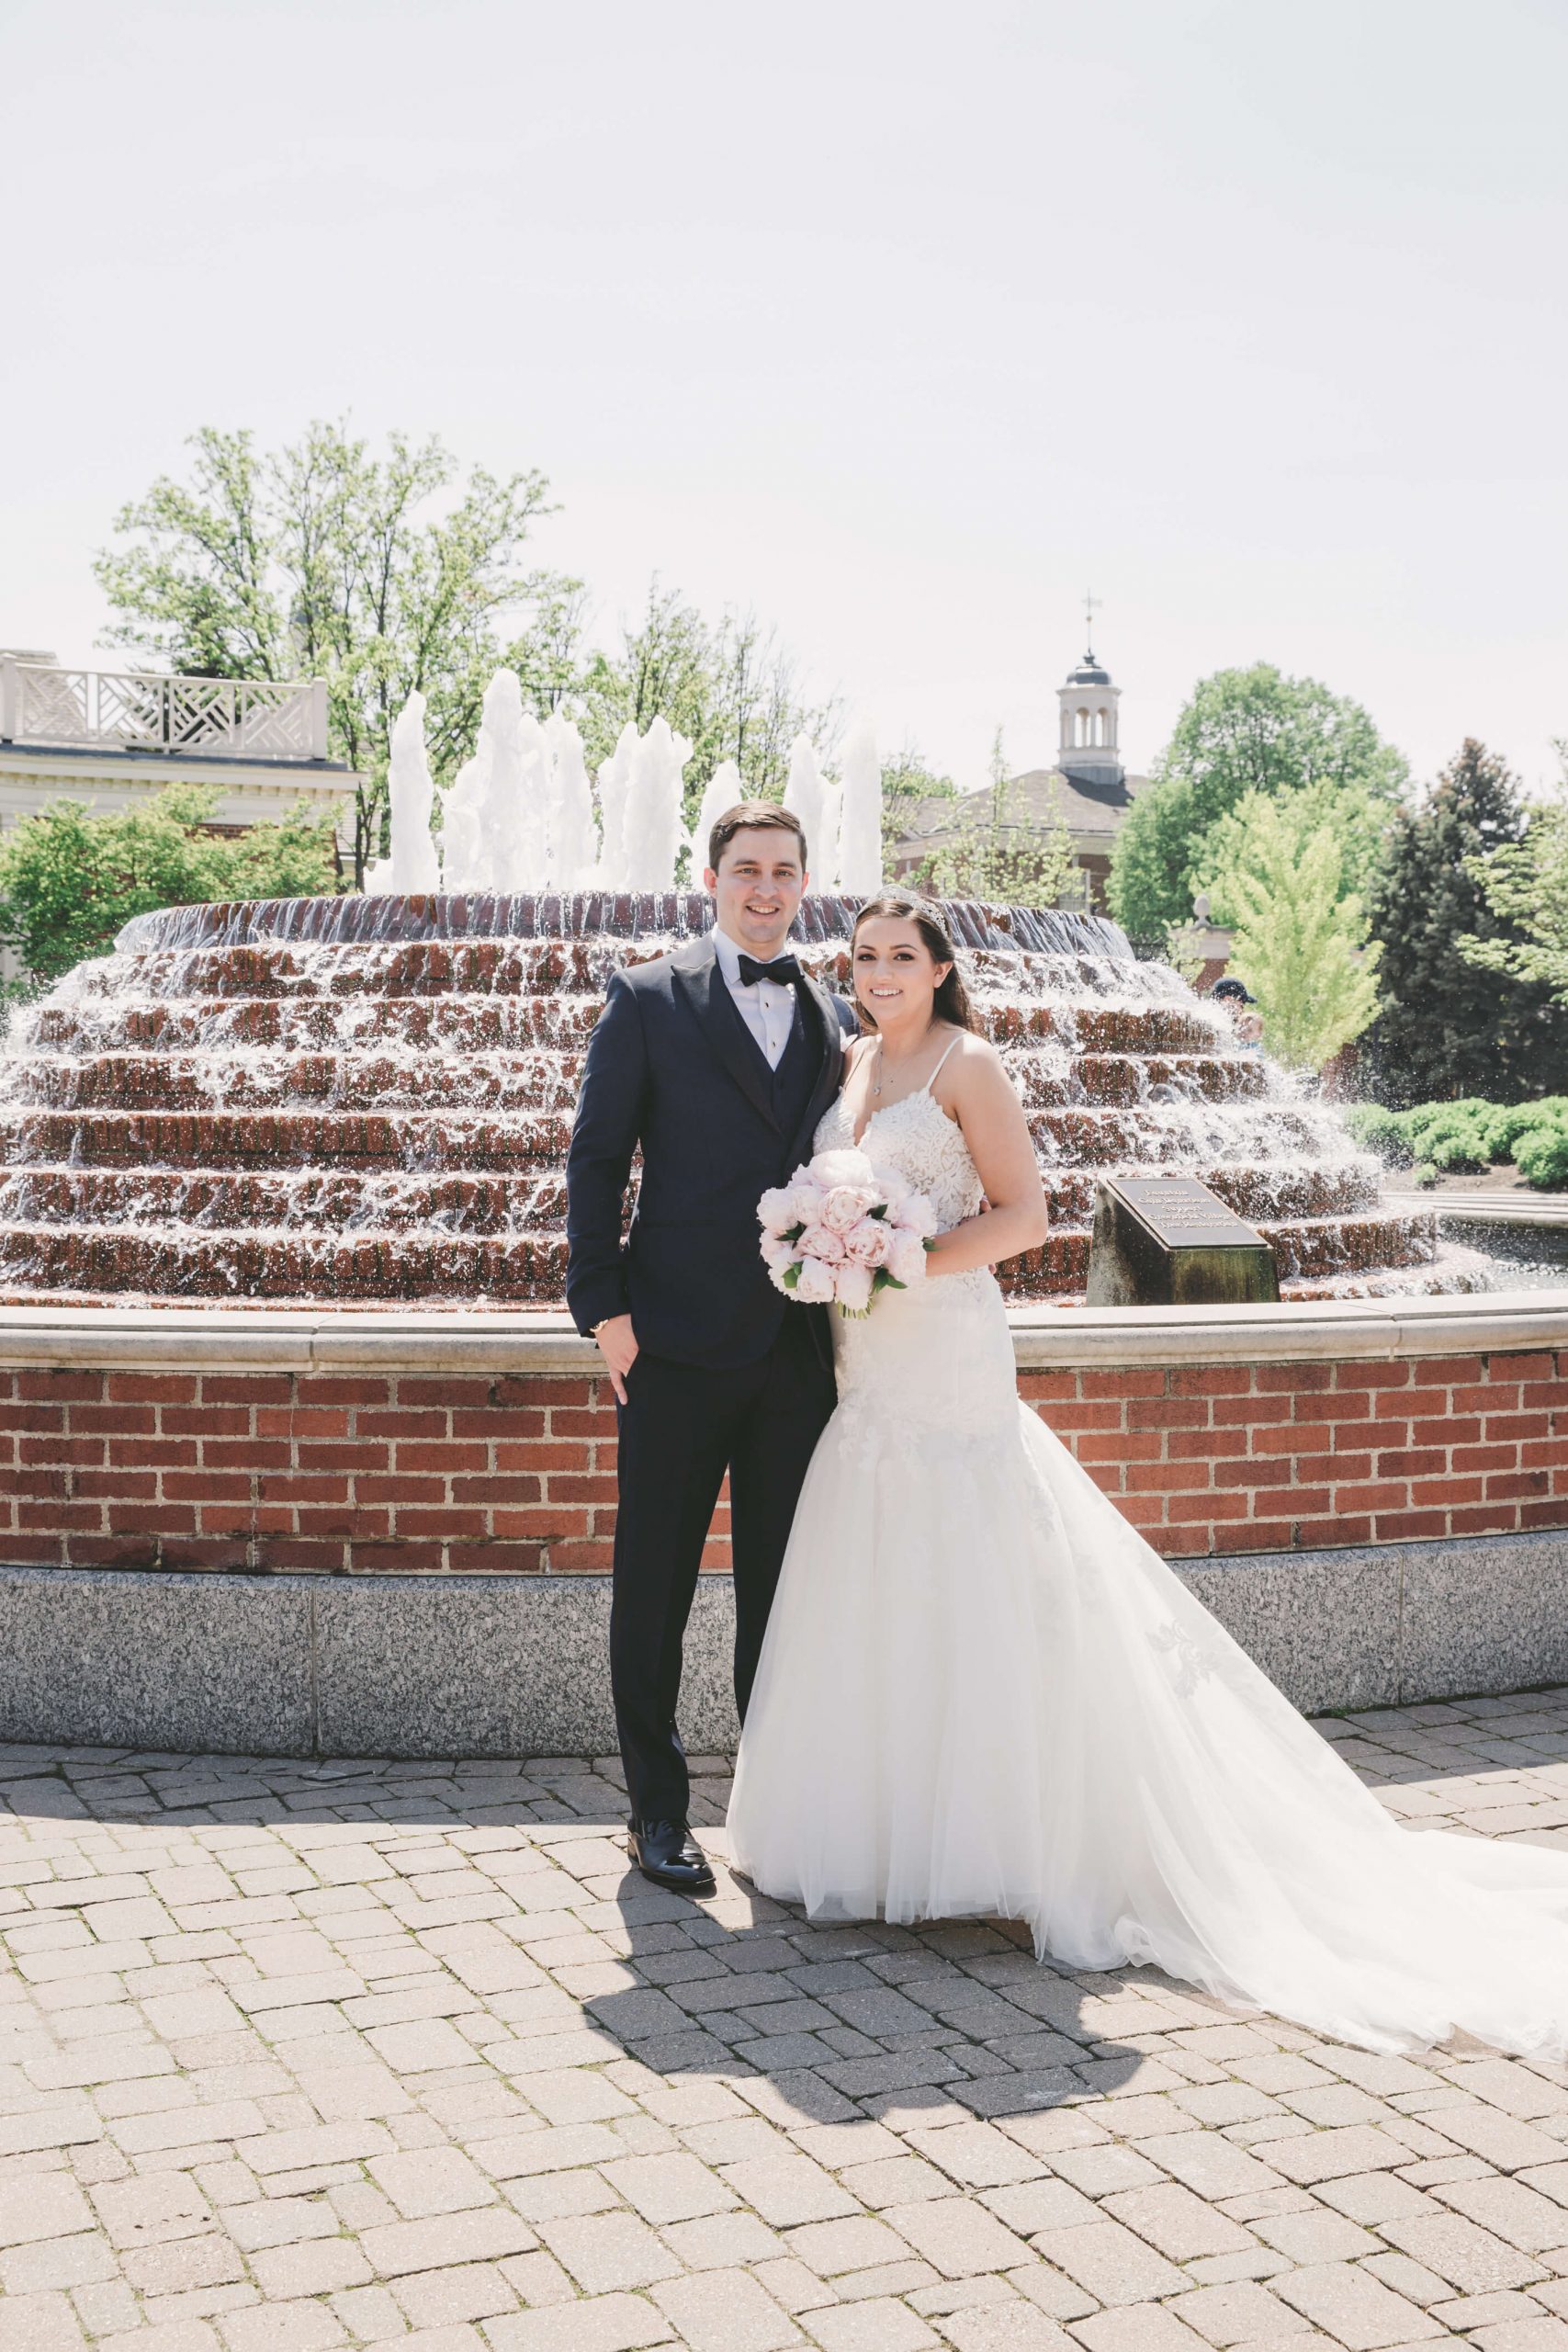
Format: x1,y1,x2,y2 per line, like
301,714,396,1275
1213,974,1263,1052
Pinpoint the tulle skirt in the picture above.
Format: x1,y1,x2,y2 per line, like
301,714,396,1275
728,1272,1568,2058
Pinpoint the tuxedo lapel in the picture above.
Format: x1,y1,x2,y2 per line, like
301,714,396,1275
671,937,781,1132
785,976,849,1170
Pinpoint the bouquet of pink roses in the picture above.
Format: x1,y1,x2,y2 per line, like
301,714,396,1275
757,1147,937,1316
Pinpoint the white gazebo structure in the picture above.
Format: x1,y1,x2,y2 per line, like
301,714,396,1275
0,652,355,842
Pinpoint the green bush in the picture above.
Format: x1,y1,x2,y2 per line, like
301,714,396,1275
1340,1092,1568,1189
1340,1104,1414,1166
1514,1122,1568,1190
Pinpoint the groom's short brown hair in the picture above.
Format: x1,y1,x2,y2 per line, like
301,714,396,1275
708,801,807,875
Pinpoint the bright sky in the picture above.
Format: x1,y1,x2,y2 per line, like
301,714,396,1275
3,0,1564,795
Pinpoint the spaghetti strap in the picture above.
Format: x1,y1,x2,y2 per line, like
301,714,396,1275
922,1035,963,1093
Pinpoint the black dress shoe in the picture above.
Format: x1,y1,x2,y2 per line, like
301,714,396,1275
626,1818,716,1895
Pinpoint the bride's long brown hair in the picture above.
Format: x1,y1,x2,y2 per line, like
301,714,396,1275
850,895,981,1035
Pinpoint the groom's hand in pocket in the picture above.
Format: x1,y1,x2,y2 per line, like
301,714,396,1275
594,1313,639,1405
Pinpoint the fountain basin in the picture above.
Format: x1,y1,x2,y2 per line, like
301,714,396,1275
2,1289,1566,1757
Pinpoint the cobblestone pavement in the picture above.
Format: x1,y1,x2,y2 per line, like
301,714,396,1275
6,1690,1568,2352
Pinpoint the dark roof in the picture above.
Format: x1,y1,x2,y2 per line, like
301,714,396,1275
893,765,1152,849
1065,650,1111,685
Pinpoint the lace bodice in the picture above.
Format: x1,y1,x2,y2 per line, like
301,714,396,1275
813,1084,985,1235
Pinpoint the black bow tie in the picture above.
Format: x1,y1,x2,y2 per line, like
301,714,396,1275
737,953,803,989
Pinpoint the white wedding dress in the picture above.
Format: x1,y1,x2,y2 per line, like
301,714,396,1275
728,1066,1568,2058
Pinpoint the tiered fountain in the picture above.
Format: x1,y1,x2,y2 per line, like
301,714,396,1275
0,678,1457,1308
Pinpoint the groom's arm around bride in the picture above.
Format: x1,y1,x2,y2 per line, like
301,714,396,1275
565,802,855,1891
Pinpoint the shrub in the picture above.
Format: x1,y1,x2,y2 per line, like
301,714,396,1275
1514,1121,1568,1190
1340,1104,1413,1167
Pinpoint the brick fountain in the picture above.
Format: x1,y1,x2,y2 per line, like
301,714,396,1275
0,885,1564,1759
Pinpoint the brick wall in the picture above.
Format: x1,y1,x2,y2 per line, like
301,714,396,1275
4,1347,1565,1574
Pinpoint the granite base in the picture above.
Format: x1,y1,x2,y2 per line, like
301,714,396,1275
2,1532,1565,1758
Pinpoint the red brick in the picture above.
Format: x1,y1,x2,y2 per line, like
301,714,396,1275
344,1543,447,1573
1333,1480,1413,1512
549,1406,619,1436
547,1540,616,1571
1125,1462,1205,1493
1114,1493,1168,1529
393,1508,492,1539
493,1440,591,1472
106,1373,197,1404
1371,1510,1451,1540
1168,1489,1250,1521
1160,1523,1210,1555
1170,1365,1253,1396
1017,1371,1078,1401
1521,1498,1568,1528
163,1474,254,1503
1126,1398,1209,1430
1334,1362,1413,1390
1294,1392,1372,1422
16,1371,102,1402
18,1502,101,1532
254,1475,352,1503
1214,1456,1293,1488
1213,1396,1283,1427
356,1408,454,1438
65,1405,157,1435
1258,1362,1333,1392
1072,1431,1162,1464
294,1376,392,1406
98,1504,200,1535
1251,1424,1325,1456
1213,1519,1293,1552
1522,1382,1568,1410
1372,1447,1446,1477
1485,1470,1550,1501
200,1374,293,1404
72,1471,157,1500
252,1540,347,1572
1485,1413,1551,1442
105,1439,198,1469
1034,1400,1123,1433
279,1408,352,1440
1295,1516,1373,1547
444,1541,551,1573
1492,1351,1557,1381
1454,1383,1520,1415
20,1438,105,1468
1453,1443,1525,1473
393,1442,489,1474
1166,1430,1240,1461
355,1475,446,1506
1079,1369,1166,1398
1412,1476,1486,1507
1410,1417,1481,1449
1522,1438,1568,1468
291,1441,385,1471
449,1476,545,1504
1413,1355,1485,1385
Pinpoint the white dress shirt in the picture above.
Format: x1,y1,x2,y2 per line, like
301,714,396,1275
712,926,800,1072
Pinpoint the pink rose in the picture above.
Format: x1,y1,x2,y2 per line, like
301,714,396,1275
795,1255,837,1305
785,1177,826,1225
799,1222,847,1265
886,1228,931,1285
841,1216,891,1268
757,1186,796,1235
834,1261,875,1313
895,1193,938,1239
819,1182,881,1235
761,1230,797,1272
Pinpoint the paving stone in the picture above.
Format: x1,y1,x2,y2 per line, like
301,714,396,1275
886,2197,1037,2278
650,2264,802,2349
1167,2283,1317,2346
486,2294,677,2348
936,2306,1077,2349
1071,2306,1214,2352
1269,2261,1446,2347
1030,2220,1188,2306
1376,2212,1549,2294
536,2210,683,2290
718,2154,858,2226
804,2301,940,2349
1100,2185,1257,2260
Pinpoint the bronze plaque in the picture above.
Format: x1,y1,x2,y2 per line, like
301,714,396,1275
1085,1174,1280,1307
1109,1174,1267,1252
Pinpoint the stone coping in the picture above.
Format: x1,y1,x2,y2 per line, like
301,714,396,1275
1385,1188,1568,1229
1,1285,1566,1374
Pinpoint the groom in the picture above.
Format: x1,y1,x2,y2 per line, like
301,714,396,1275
566,805,856,1894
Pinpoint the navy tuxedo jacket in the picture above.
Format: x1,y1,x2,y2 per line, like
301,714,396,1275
565,933,857,1369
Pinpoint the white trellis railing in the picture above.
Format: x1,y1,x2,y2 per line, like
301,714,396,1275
0,660,330,761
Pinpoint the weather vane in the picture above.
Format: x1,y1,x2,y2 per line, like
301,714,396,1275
1083,590,1101,657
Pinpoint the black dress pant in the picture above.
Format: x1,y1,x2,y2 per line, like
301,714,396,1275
610,1311,836,1827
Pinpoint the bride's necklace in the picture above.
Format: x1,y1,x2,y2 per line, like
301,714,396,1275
869,1023,937,1097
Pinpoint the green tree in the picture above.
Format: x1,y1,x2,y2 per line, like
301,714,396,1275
95,423,577,884
0,786,341,983
1459,750,1568,1007
910,733,1080,911
1361,740,1568,1105
878,741,957,856
1213,792,1382,1071
576,581,840,826
1109,662,1407,946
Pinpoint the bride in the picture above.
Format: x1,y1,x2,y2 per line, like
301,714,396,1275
728,893,1568,2060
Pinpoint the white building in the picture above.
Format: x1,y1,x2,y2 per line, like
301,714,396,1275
0,652,355,846
891,632,1150,910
